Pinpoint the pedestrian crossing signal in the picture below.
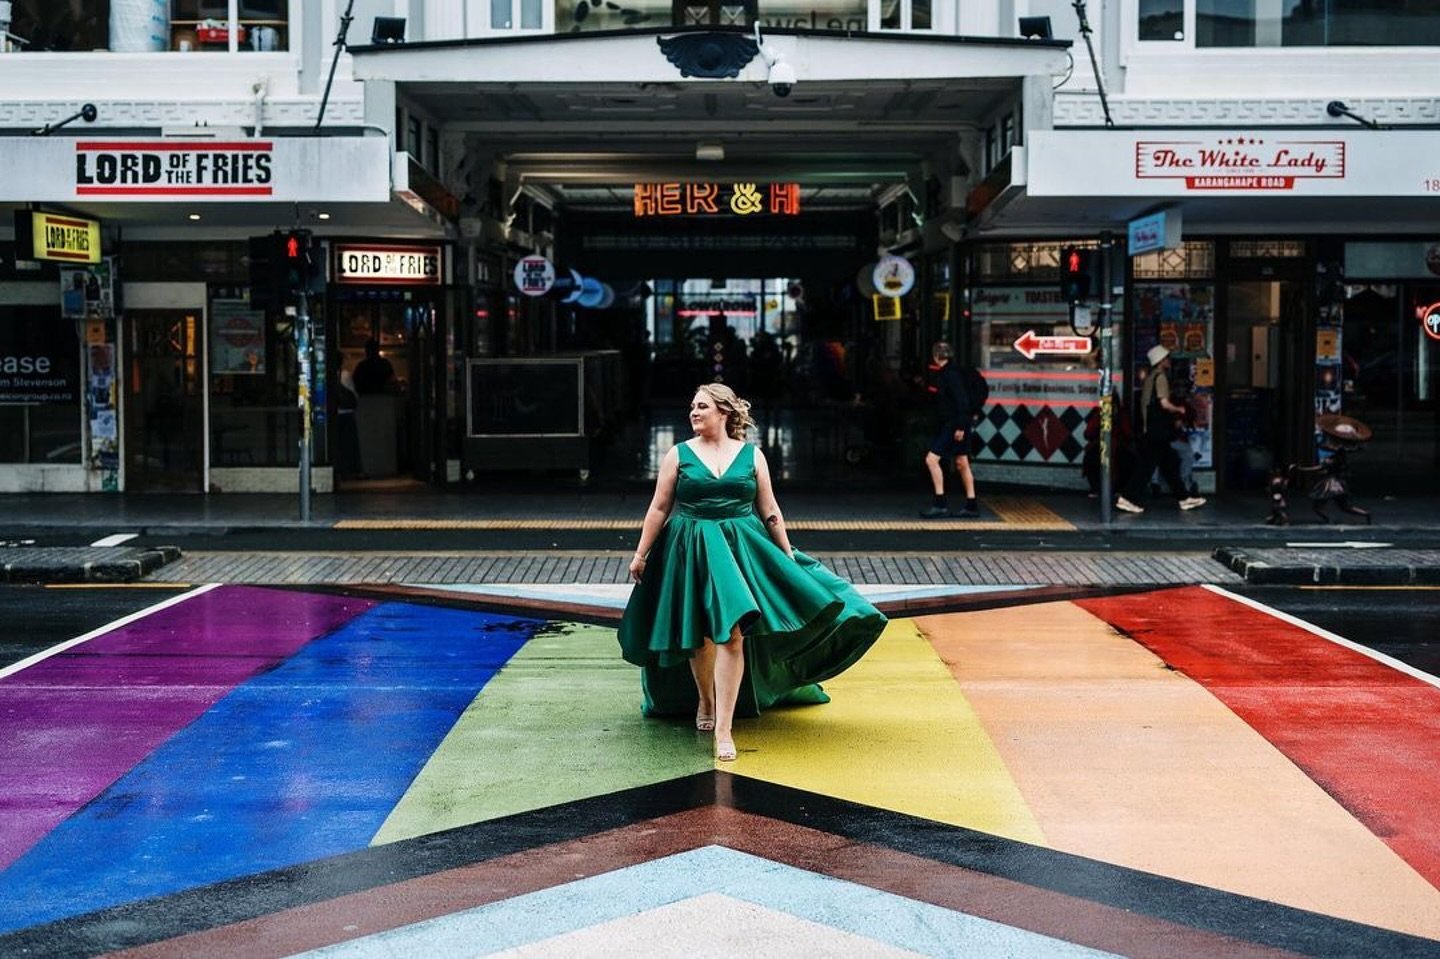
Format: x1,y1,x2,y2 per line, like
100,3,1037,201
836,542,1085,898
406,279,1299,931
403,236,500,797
249,231,326,309
1060,246,1101,304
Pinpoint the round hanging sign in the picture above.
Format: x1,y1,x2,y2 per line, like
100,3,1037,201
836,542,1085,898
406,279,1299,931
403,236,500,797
1422,302,1440,341
513,255,556,297
872,255,915,298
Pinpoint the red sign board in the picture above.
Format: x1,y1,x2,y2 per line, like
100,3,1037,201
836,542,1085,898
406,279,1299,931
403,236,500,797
1013,329,1093,361
1135,136,1345,192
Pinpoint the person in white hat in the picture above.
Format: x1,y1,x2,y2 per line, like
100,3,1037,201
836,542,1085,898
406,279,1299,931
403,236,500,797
1115,344,1206,514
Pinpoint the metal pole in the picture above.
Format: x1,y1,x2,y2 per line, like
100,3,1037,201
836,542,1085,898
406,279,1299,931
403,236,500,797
315,0,357,131
1097,231,1115,525
1071,1,1114,128
293,300,312,521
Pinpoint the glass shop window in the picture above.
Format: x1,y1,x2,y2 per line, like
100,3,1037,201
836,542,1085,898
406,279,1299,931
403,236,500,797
1137,0,1183,41
0,304,83,463
1197,0,1440,47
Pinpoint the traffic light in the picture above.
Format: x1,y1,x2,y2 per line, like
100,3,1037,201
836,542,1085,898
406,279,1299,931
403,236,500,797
282,229,327,298
1060,245,1111,305
249,231,326,310
1059,246,1088,302
248,233,282,310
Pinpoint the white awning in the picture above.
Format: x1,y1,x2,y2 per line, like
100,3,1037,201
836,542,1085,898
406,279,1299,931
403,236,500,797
350,29,1070,86
974,128,1440,235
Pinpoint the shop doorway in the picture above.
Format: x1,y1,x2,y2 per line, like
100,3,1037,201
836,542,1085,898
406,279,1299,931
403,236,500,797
1341,283,1440,494
334,292,440,487
124,309,204,491
1221,280,1308,488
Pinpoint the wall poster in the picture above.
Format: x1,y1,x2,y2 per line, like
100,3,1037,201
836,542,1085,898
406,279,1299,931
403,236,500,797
211,298,267,374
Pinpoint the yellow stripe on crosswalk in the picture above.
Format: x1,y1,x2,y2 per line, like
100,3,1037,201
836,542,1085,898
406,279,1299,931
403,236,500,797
726,618,1045,844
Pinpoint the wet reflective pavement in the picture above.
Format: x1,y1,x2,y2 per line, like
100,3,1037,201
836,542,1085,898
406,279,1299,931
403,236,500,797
2,583,1438,957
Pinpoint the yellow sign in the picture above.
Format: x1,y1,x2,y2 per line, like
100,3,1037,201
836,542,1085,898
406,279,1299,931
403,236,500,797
1193,357,1215,387
633,183,801,217
30,212,101,264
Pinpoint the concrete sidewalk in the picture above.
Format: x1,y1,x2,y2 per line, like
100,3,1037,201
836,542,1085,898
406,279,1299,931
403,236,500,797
1,485,1434,536
2,486,1437,585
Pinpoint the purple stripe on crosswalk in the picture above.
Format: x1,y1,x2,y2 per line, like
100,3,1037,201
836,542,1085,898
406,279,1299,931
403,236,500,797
0,586,372,870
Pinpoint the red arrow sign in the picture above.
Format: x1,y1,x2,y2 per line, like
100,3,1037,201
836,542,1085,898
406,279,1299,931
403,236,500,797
1013,329,1093,361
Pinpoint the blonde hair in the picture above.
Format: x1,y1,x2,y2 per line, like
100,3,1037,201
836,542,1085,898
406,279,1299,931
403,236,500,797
695,382,755,440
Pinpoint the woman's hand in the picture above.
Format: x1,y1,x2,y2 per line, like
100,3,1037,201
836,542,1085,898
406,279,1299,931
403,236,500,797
629,553,647,583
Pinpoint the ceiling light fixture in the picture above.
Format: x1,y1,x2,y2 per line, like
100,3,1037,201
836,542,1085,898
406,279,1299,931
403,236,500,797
317,211,332,220
187,213,201,220
695,141,725,161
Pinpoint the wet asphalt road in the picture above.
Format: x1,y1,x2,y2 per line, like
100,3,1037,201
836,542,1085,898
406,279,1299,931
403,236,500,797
6,584,1437,679
2,586,191,670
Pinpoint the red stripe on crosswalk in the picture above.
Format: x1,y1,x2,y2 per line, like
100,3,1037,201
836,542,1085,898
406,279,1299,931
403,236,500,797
1077,585,1440,890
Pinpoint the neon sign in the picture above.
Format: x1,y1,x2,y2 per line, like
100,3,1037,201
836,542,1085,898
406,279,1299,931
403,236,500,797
634,183,801,217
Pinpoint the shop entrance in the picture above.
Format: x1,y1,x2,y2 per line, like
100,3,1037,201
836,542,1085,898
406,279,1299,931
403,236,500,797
1221,280,1309,489
1341,283,1440,494
124,309,203,491
334,291,441,486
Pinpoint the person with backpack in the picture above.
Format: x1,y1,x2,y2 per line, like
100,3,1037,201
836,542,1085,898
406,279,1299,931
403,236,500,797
920,341,984,518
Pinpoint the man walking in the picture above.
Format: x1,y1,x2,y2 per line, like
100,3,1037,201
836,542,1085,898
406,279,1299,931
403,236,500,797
1116,345,1206,514
920,341,980,518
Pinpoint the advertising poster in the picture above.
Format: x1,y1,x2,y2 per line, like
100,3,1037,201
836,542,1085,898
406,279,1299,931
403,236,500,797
60,261,115,320
86,342,119,471
211,298,267,374
1314,301,1343,417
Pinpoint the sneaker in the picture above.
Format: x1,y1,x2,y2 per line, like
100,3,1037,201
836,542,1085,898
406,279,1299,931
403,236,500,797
1179,496,1207,510
918,505,950,518
1115,496,1145,514
950,507,980,518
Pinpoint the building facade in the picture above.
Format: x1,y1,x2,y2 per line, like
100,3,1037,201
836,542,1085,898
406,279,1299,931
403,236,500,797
1,0,1436,495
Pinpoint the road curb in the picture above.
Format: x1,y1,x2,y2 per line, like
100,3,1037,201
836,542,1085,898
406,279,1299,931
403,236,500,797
1212,546,1440,586
1,546,183,584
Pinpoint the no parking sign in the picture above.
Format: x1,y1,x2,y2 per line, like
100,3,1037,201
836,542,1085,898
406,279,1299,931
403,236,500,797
513,256,556,297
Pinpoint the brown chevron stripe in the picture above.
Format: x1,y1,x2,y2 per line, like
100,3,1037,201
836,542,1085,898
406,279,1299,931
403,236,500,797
110,807,1300,959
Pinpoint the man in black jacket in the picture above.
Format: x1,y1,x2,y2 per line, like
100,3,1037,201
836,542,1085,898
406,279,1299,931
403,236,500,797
920,341,980,518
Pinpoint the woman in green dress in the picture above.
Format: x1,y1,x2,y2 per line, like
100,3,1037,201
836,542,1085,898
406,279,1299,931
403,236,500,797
618,383,887,762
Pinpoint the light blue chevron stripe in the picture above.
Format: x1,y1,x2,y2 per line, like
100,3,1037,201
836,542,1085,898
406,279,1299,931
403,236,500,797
288,846,1117,959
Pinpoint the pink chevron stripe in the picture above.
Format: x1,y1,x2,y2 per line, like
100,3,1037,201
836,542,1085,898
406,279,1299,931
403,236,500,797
0,587,373,870
1077,586,1440,890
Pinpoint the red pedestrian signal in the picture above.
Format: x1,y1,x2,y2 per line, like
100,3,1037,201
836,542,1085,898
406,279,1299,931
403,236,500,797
1059,246,1101,304
249,230,324,309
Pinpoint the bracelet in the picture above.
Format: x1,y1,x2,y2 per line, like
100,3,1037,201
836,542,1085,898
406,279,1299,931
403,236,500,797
634,552,647,561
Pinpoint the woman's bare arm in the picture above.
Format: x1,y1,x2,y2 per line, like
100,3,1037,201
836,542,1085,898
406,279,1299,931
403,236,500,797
753,447,794,557
629,446,680,582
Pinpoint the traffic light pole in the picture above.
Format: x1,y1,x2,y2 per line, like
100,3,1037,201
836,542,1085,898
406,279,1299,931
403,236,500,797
293,296,313,522
1097,231,1116,526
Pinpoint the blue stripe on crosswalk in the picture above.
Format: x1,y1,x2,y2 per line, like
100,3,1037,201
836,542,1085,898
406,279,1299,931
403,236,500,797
0,602,538,932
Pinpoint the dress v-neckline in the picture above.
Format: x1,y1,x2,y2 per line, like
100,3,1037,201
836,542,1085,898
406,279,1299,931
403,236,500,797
686,440,746,480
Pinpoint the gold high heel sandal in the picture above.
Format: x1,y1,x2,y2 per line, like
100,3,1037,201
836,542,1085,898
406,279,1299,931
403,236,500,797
714,738,737,762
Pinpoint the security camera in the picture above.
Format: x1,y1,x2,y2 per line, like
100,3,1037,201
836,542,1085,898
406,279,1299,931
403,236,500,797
754,22,796,98
768,60,796,98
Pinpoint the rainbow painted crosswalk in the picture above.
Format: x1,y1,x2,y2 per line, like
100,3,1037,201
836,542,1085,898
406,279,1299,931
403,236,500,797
1,582,1437,957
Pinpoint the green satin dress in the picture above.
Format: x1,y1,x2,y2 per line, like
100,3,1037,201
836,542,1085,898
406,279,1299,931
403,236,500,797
617,441,887,718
